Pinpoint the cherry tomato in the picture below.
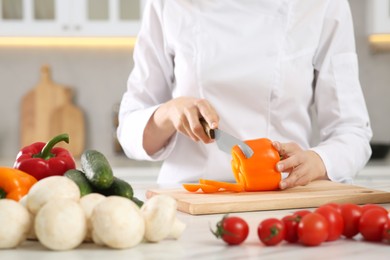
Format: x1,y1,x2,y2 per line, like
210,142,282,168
360,204,388,215
211,215,249,245
258,218,285,246
323,203,342,214
315,205,344,241
359,208,388,242
340,203,362,238
382,218,390,243
282,215,300,243
293,209,311,220
298,213,329,246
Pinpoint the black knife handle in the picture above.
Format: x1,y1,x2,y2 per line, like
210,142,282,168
200,118,215,139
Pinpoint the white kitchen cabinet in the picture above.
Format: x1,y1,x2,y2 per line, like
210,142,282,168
0,0,145,36
367,0,390,34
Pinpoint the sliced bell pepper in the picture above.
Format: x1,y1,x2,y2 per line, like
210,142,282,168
199,179,244,192
231,138,281,191
182,183,202,192
183,180,244,193
182,183,220,193
0,167,38,201
14,133,76,180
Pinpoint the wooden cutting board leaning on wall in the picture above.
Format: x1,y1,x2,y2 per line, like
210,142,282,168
20,65,85,157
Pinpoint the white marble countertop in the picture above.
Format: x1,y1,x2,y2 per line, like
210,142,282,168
2,164,390,259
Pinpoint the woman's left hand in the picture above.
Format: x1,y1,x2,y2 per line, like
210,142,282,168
272,141,328,190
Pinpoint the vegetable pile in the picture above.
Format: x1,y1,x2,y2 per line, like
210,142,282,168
0,133,186,250
211,203,390,246
0,175,186,251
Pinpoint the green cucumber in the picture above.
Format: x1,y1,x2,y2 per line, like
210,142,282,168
81,149,114,189
0,188,6,199
96,177,133,199
64,169,94,197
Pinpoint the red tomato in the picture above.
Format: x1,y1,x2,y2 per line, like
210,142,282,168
315,205,344,241
323,203,342,214
383,218,390,243
361,204,388,215
298,213,329,246
258,218,285,246
211,215,249,245
293,209,311,220
281,214,301,243
340,203,362,238
359,208,388,242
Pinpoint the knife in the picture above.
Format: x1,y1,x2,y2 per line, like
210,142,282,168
200,118,254,158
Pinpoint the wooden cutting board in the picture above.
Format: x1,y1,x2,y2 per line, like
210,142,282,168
20,65,85,157
146,180,390,215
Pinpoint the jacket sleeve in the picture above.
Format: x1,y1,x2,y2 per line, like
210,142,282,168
310,0,372,183
117,0,177,161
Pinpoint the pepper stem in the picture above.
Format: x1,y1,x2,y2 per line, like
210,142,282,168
0,188,6,199
34,133,70,160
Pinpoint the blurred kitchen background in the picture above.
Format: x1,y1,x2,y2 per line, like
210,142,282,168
0,0,390,166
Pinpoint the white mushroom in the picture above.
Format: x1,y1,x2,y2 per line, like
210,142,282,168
79,193,106,242
27,176,80,215
34,198,87,251
91,196,144,249
19,195,37,240
141,194,186,242
0,199,32,248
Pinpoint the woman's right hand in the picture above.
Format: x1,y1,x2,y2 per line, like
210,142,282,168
162,96,219,143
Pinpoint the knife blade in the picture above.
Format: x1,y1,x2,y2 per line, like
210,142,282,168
200,118,254,158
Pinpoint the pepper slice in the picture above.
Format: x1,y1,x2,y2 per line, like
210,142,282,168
199,179,244,192
182,183,201,192
182,183,220,193
14,133,76,180
183,180,244,193
231,138,281,191
0,167,38,201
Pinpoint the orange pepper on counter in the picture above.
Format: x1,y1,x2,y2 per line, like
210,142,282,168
0,167,38,201
231,138,281,191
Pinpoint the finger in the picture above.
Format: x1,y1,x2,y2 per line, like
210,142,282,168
272,141,281,153
279,167,310,190
277,142,301,158
177,114,199,142
184,106,211,143
273,141,289,160
195,99,219,129
276,155,301,172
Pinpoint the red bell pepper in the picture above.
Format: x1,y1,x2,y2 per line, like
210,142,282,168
14,133,76,180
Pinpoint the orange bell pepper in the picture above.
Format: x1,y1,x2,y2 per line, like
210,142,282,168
182,183,220,193
0,167,38,201
182,179,244,193
231,138,281,191
199,179,244,192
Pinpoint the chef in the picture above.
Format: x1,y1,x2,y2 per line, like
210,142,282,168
117,0,372,189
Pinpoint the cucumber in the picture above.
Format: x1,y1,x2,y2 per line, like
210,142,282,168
0,188,6,199
81,149,114,189
97,177,134,199
64,169,94,197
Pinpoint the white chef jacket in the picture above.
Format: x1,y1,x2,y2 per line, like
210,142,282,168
117,0,372,184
